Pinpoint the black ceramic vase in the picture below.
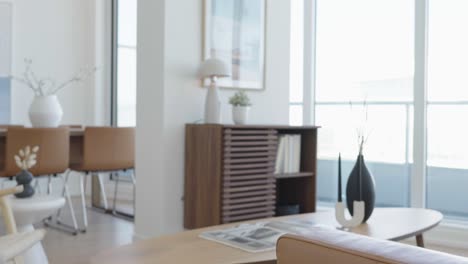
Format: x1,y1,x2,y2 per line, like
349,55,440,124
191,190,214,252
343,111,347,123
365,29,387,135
15,170,35,198
346,154,375,222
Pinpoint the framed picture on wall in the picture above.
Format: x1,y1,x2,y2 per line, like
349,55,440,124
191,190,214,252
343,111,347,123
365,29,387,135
0,1,12,123
203,0,266,90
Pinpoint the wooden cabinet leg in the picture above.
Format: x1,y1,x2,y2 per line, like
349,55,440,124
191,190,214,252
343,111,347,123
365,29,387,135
416,234,425,247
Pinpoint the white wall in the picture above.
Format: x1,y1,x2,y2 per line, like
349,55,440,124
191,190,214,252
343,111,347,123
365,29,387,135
10,0,104,126
135,0,291,238
219,1,290,125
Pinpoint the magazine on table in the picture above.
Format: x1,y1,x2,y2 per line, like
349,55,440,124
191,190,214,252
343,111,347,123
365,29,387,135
199,219,326,253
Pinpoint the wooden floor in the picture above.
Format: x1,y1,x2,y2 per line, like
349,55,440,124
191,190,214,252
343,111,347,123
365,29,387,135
41,201,134,264
39,207,468,264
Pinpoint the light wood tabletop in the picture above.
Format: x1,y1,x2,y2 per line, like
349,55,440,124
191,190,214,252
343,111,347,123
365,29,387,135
0,128,84,136
91,208,443,264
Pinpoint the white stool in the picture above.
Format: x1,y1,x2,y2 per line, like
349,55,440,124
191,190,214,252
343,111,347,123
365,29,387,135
9,195,65,264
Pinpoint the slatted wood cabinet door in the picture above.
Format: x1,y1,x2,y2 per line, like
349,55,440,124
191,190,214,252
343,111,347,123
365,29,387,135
184,124,319,229
222,128,278,223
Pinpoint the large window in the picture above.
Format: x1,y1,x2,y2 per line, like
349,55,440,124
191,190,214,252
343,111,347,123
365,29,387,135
291,0,468,220
113,0,137,127
426,0,468,220
314,0,414,207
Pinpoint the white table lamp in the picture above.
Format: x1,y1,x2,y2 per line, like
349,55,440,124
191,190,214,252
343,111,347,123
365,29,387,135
198,58,230,124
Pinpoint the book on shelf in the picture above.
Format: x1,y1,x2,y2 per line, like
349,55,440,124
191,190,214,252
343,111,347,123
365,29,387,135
274,134,301,175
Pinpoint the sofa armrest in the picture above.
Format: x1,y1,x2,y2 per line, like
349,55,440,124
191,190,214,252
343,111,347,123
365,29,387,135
276,227,468,264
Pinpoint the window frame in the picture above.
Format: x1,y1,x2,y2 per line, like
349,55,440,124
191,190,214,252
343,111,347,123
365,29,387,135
110,0,118,126
110,0,137,127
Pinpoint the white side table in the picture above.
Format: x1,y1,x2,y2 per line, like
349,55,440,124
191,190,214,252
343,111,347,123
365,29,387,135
9,195,65,264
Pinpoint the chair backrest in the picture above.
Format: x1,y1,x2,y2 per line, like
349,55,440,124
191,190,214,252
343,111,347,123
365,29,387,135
2,127,70,177
0,126,24,171
81,127,135,171
276,227,468,264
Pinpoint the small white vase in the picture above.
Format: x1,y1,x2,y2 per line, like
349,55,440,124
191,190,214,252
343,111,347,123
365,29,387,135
232,106,250,125
28,95,63,127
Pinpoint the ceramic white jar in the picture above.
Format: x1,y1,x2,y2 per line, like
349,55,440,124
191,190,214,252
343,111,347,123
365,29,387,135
232,106,250,125
28,95,63,127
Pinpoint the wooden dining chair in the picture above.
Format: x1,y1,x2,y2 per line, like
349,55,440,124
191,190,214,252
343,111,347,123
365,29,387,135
0,185,46,264
2,127,70,177
0,127,79,235
58,127,135,232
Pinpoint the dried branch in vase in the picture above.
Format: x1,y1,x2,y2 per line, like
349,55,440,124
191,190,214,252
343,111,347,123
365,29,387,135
14,145,40,170
10,58,97,96
349,100,372,155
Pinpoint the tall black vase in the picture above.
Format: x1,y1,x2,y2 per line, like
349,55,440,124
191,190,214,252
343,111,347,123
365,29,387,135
346,154,375,222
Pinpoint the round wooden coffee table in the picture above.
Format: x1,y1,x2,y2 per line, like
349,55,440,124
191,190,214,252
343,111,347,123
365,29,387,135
313,207,443,247
91,208,443,264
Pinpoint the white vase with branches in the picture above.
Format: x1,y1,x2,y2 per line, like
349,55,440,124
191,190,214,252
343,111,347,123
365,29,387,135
11,59,96,127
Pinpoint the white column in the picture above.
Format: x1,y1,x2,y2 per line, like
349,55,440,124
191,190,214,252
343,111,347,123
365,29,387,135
303,0,317,125
93,0,112,126
411,0,429,208
135,0,166,239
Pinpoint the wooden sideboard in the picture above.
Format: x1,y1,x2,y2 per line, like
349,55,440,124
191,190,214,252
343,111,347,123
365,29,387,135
184,124,319,229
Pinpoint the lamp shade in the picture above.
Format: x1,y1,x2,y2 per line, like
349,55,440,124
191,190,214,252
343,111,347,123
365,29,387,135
198,58,230,79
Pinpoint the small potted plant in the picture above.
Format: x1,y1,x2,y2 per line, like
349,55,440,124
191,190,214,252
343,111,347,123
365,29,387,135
229,91,251,125
14,145,39,198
